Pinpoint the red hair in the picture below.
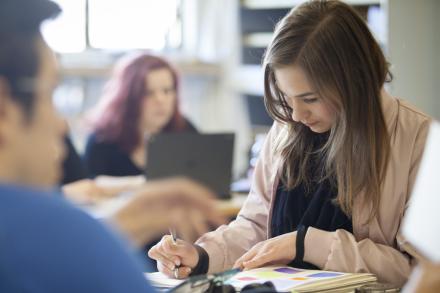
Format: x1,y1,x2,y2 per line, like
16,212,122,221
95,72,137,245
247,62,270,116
93,53,187,153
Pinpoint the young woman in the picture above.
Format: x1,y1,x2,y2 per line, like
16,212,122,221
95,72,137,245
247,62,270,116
84,53,196,178
148,0,431,287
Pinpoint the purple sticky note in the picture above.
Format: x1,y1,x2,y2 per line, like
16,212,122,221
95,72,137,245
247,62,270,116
308,272,343,278
274,267,302,274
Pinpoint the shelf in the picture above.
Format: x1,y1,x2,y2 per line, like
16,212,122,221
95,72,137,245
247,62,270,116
61,67,111,78
60,60,222,78
241,0,303,9
243,32,273,47
229,65,265,95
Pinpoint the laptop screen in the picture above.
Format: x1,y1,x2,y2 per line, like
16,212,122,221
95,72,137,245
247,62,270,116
146,133,235,199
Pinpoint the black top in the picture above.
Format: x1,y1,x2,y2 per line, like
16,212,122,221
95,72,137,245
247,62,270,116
271,134,352,269
83,118,197,178
84,134,143,178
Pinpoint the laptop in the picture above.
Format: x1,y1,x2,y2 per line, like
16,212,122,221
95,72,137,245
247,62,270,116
146,133,235,199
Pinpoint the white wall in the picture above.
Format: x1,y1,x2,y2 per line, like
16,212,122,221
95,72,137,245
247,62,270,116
180,0,253,178
387,0,440,119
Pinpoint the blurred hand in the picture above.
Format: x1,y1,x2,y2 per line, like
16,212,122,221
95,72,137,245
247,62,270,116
414,262,440,293
62,176,146,204
62,179,118,204
148,235,199,279
112,177,226,247
233,232,296,271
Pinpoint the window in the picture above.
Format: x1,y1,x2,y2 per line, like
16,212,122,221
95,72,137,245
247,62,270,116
42,0,87,53
42,0,181,53
89,0,180,50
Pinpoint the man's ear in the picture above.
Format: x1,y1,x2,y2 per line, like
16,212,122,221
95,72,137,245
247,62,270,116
0,77,10,146
0,76,11,117
0,77,24,147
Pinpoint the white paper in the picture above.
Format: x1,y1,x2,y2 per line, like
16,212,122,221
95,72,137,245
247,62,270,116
145,272,184,288
402,121,440,263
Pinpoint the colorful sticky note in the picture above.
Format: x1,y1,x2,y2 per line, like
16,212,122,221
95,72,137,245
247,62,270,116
271,279,308,291
291,277,308,281
308,272,343,278
254,272,282,279
274,267,302,274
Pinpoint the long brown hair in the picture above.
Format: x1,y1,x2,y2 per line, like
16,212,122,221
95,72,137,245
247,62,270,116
264,0,391,218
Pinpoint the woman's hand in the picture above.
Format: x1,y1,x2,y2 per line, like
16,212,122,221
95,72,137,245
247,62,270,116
233,232,297,271
413,262,440,293
148,235,199,279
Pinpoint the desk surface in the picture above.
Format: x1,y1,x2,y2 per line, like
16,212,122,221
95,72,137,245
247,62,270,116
81,190,248,220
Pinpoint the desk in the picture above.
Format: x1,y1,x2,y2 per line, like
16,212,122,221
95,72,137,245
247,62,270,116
81,190,248,220
68,176,249,219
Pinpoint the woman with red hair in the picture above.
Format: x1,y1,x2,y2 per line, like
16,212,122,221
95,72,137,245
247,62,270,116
84,53,196,178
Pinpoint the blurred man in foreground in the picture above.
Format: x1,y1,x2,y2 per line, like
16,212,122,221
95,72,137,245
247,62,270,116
0,0,223,292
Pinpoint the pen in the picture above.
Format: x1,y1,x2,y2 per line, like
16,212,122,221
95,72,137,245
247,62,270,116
169,227,180,279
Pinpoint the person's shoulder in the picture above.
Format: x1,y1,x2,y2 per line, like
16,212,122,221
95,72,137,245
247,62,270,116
0,184,103,238
397,99,431,125
182,117,198,133
253,121,287,168
388,98,432,161
394,98,432,142
382,93,431,132
0,184,154,293
0,184,67,215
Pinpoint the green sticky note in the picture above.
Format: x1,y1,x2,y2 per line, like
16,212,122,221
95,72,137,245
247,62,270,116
253,272,282,279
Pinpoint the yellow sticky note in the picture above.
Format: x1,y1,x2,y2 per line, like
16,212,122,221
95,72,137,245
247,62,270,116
253,272,282,279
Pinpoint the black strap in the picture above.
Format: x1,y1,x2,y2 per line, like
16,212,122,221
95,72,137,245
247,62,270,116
293,224,309,264
190,244,210,276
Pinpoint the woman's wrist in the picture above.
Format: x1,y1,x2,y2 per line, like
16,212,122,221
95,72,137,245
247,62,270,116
293,225,308,263
190,244,210,276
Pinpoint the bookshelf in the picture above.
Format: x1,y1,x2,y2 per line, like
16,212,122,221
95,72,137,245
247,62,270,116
235,0,385,96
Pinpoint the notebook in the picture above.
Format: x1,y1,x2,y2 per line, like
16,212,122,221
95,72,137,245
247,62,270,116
145,266,376,292
225,266,377,292
145,268,239,291
145,272,184,289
